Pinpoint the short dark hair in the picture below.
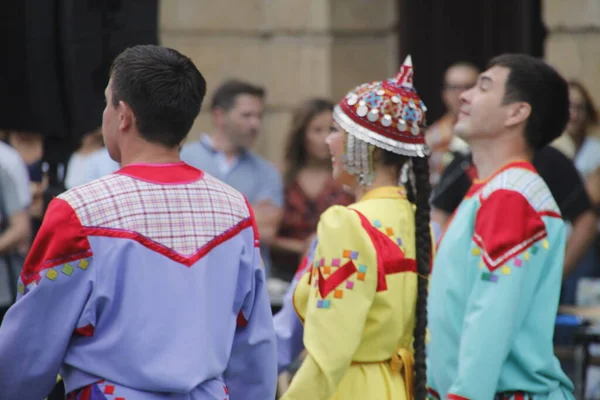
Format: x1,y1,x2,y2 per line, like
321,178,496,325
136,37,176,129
488,53,569,150
110,45,207,147
210,79,265,112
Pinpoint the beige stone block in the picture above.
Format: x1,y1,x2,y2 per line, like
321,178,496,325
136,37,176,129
255,111,294,167
160,34,267,102
545,32,600,106
331,34,398,102
543,0,600,30
330,0,397,31
262,37,333,108
265,0,329,32
545,33,584,78
159,0,264,33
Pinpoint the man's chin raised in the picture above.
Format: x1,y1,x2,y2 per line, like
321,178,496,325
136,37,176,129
453,121,469,140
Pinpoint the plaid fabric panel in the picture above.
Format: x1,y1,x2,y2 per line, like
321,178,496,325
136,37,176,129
479,167,559,214
60,173,250,257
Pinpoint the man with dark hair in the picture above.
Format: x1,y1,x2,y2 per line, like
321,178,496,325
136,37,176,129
0,45,277,399
181,79,283,277
427,54,575,399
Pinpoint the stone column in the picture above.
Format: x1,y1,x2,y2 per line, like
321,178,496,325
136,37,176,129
544,0,600,106
160,0,398,166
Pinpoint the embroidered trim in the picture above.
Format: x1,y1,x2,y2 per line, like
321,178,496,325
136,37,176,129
317,261,358,299
334,105,430,158
82,218,253,267
473,229,547,272
476,166,560,215
448,394,470,400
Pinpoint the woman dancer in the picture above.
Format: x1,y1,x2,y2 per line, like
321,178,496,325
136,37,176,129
281,55,431,400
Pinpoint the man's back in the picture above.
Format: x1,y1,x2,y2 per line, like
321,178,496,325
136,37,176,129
0,163,277,400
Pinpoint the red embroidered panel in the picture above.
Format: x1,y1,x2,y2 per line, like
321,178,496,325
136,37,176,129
473,189,547,272
20,198,92,285
352,209,416,291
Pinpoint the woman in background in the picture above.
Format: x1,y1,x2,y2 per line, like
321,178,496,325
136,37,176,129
271,99,354,282
551,80,600,312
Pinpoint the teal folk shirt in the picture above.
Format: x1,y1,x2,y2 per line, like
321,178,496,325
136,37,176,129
427,162,574,400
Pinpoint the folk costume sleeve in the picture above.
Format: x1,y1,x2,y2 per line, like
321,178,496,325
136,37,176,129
275,238,318,373
224,209,277,400
282,206,377,400
0,199,95,400
447,189,565,400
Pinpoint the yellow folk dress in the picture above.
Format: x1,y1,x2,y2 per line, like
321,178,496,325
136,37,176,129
282,186,419,400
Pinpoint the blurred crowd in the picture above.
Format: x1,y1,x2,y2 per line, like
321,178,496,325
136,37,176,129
0,61,598,323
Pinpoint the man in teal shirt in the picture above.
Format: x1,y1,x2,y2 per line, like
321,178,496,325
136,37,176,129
427,54,574,399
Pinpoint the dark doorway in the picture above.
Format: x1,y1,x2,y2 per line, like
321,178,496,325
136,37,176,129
398,0,546,123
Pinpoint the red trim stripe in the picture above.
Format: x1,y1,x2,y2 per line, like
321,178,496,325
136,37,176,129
244,197,261,247
538,210,562,219
448,394,470,400
427,387,441,399
82,218,253,267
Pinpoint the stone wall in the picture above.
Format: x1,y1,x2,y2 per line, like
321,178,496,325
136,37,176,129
159,0,399,167
544,0,600,108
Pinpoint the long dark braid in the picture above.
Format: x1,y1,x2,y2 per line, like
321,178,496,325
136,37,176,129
411,156,431,400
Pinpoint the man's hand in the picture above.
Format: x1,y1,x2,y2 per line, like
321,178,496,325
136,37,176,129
252,200,282,245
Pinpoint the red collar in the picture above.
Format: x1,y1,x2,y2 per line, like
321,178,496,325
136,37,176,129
115,162,203,184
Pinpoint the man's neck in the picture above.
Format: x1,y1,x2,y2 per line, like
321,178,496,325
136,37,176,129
120,144,182,167
470,133,532,181
209,131,240,160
